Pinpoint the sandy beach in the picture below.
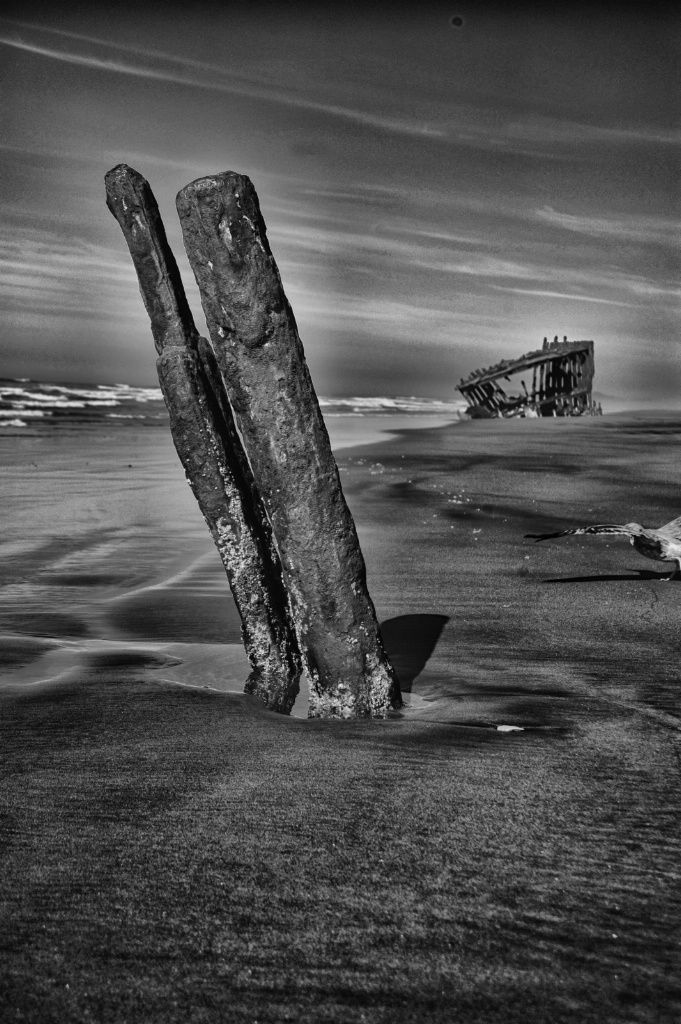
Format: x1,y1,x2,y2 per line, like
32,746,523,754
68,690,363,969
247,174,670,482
1,410,680,1022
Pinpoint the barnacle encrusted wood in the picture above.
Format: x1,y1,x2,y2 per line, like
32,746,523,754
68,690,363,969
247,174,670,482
176,172,401,718
105,164,301,713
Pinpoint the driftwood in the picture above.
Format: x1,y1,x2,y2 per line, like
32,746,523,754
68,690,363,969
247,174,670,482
105,165,301,713
176,172,401,717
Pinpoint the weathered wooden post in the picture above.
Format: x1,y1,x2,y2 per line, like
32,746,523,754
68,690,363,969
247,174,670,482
176,172,401,718
105,165,301,713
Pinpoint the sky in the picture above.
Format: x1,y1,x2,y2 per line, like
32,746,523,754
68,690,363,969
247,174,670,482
1,1,679,400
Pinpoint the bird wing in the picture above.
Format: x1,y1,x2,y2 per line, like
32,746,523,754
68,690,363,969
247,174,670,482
524,524,632,542
658,515,681,540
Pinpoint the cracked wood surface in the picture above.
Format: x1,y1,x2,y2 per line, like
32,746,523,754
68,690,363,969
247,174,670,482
176,171,400,717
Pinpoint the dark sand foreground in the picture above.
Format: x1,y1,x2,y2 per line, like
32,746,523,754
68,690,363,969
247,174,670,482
1,413,680,1022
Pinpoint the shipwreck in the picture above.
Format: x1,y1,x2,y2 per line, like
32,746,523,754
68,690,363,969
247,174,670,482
457,337,597,418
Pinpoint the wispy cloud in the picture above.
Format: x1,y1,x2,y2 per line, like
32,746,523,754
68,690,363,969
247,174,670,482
0,30,446,141
287,289,499,347
491,286,635,307
5,19,678,156
0,224,141,320
415,253,681,306
270,214,681,314
0,37,192,86
5,18,277,87
534,206,681,245
413,255,539,280
501,115,681,149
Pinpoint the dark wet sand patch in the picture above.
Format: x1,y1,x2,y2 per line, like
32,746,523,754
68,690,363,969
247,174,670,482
0,610,90,640
107,588,243,644
39,572,133,587
82,649,184,673
0,634,59,670
0,639,250,697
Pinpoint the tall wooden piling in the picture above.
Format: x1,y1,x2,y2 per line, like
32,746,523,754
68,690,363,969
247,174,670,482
105,165,301,713
176,172,401,718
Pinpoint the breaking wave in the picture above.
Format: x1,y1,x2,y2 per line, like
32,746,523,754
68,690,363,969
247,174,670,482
0,380,166,428
319,396,466,416
1,379,464,429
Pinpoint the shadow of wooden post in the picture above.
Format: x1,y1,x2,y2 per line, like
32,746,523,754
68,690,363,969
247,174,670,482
105,165,301,714
176,172,401,718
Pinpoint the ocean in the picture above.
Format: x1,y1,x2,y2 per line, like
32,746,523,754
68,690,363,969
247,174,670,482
0,379,465,432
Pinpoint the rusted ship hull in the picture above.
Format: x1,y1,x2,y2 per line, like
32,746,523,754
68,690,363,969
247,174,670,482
457,339,596,418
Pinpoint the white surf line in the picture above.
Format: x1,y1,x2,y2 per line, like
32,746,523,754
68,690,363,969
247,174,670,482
153,676,248,696
105,549,221,602
2,667,81,688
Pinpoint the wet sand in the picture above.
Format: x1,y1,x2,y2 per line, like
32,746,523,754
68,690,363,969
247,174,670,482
1,411,680,1021
0,413,455,716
